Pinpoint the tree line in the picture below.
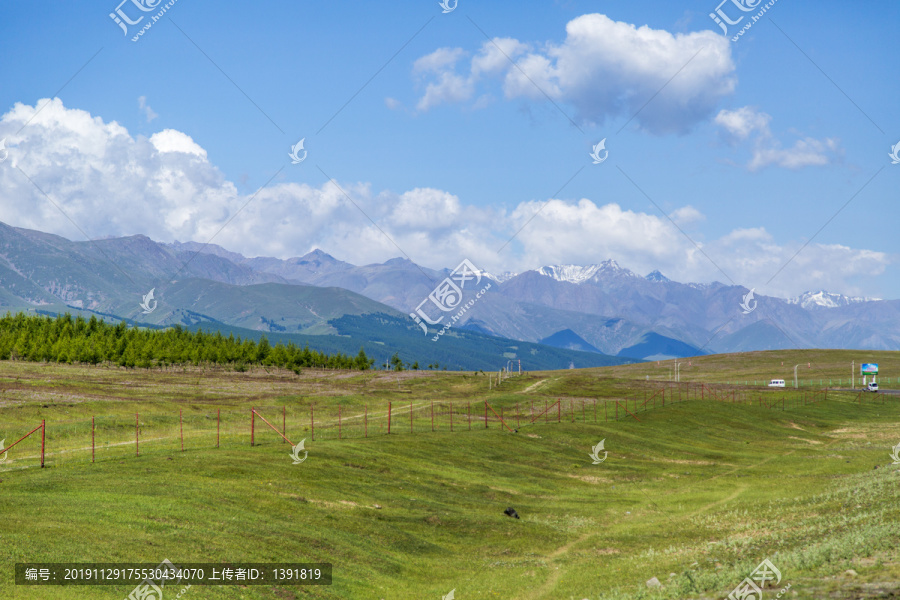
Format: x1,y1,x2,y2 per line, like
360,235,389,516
0,312,373,371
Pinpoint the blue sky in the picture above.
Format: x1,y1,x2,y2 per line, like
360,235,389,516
0,0,897,299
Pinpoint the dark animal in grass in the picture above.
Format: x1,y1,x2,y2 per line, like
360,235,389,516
504,507,520,519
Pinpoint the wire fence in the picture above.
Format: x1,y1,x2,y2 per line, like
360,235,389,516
0,383,887,472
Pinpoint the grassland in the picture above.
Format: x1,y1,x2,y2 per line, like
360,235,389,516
1,349,899,599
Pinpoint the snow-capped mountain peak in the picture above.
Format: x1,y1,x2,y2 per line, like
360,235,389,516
534,260,638,284
645,270,670,283
482,271,518,284
788,290,882,309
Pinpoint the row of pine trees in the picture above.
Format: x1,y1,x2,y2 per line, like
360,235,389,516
0,312,373,371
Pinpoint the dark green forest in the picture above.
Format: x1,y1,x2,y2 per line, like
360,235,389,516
0,312,373,371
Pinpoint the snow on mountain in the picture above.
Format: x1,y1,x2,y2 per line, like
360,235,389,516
645,270,671,283
788,290,882,309
534,260,638,284
483,271,518,284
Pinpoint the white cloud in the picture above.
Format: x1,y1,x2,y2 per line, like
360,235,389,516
715,106,770,141
506,200,889,298
413,47,466,74
715,106,840,171
0,98,885,299
747,137,839,171
138,96,158,122
670,205,705,225
412,13,737,133
0,98,230,244
471,38,529,77
149,129,207,157
416,71,475,112
412,47,475,111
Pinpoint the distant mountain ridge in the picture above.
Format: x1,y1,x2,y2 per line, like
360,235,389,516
155,242,896,357
788,290,882,309
533,260,640,284
164,244,895,357
0,223,631,370
1,221,897,361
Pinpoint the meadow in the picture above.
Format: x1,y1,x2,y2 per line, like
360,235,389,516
1,349,899,599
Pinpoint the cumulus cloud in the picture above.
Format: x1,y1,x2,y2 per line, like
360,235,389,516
416,71,475,112
471,38,529,77
149,129,206,157
0,98,230,244
507,200,889,298
0,99,884,299
715,106,770,141
715,106,840,171
138,96,158,122
413,47,474,111
670,205,705,225
413,47,466,74
411,13,736,133
747,137,839,171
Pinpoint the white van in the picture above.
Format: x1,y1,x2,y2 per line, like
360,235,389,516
768,379,785,387
867,382,878,392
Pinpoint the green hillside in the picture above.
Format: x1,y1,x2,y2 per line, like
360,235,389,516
178,314,635,372
0,359,898,599
126,278,400,331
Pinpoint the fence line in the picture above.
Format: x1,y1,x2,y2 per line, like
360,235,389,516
0,384,885,471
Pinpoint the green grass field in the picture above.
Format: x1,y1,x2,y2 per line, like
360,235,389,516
2,349,899,599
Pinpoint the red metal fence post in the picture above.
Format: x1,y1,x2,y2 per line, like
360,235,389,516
217,409,220,448
388,402,392,434
180,410,184,452
41,420,45,468
251,407,255,446
283,406,286,443
250,408,296,446
338,405,342,440
92,416,95,463
557,400,561,423
136,413,139,457
484,401,488,428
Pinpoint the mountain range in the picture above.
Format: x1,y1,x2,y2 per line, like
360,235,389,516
1,221,898,364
